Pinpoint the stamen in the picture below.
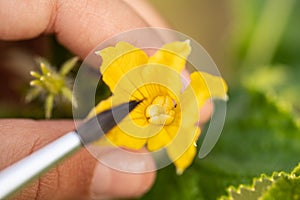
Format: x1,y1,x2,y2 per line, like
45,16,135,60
145,95,176,125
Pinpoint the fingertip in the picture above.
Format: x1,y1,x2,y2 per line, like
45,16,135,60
89,148,156,199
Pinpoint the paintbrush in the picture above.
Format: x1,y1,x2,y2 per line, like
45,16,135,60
0,100,140,199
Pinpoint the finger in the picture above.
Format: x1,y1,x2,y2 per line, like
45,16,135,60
199,100,213,124
0,119,155,200
123,0,169,28
0,0,167,58
90,147,156,199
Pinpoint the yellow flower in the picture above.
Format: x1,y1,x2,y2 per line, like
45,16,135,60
89,41,227,174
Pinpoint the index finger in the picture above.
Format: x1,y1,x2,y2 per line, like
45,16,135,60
0,0,167,58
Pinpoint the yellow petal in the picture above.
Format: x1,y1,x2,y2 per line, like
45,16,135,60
166,127,200,174
164,110,181,138
105,126,147,150
129,103,149,127
164,73,208,174
147,128,172,151
165,90,200,174
141,64,183,97
189,72,228,107
112,67,164,103
93,136,113,146
148,40,191,72
87,96,113,118
179,86,200,127
112,64,183,103
96,42,148,92
173,143,197,175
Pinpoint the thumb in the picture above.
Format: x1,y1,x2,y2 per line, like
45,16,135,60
0,119,155,200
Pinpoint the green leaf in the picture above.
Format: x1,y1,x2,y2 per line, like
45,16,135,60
220,163,300,200
242,65,300,126
220,175,273,200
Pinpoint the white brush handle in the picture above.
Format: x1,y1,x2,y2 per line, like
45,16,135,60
0,131,82,199
0,101,139,199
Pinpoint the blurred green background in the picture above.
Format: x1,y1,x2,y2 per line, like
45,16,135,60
144,0,300,199
0,0,300,199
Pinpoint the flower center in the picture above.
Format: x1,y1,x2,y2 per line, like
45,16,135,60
145,95,176,125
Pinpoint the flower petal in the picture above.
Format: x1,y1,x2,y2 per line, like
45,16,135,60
166,126,200,174
173,143,197,175
179,80,201,128
112,64,183,103
87,96,113,118
189,72,228,107
96,42,148,92
147,128,172,151
165,87,200,174
141,64,183,97
148,40,191,72
105,126,147,150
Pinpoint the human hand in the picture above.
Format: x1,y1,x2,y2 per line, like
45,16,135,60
0,1,168,199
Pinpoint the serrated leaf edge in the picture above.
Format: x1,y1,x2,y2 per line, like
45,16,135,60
219,163,300,200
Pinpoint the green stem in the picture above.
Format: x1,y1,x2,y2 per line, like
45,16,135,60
45,94,54,119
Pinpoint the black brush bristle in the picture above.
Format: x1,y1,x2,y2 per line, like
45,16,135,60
76,100,140,144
